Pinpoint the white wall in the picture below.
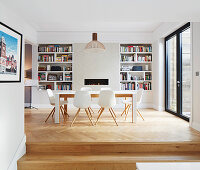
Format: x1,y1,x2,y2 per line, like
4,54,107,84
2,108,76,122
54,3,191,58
191,22,200,131
73,43,120,91
152,39,165,111
152,22,186,111
37,31,153,44
0,2,37,170
32,32,154,108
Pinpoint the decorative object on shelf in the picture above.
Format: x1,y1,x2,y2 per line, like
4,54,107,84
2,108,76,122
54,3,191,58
47,74,57,81
51,66,62,71
85,33,105,52
47,65,50,71
0,22,22,83
144,65,149,71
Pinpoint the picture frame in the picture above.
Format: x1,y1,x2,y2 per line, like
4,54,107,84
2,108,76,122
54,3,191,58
0,22,22,83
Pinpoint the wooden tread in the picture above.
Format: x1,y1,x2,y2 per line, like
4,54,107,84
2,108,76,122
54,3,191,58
26,142,200,154
18,152,200,170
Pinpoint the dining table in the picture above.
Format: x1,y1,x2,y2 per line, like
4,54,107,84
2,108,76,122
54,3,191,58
54,90,137,124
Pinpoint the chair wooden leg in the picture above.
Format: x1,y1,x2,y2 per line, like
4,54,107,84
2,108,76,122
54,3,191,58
125,105,131,120
70,108,81,127
109,108,118,126
88,107,93,119
89,107,94,114
137,109,144,121
121,105,129,116
60,106,66,122
45,107,55,122
98,107,102,113
95,108,104,125
110,108,117,118
85,108,94,126
52,107,55,118
61,105,70,117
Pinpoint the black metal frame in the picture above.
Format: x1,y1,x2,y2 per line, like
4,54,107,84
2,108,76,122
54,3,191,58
0,22,23,83
165,22,190,121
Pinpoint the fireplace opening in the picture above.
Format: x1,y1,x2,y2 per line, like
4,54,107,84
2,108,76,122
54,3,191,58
84,79,109,85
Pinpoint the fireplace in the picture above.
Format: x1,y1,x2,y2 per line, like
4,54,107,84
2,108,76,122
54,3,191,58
84,79,109,85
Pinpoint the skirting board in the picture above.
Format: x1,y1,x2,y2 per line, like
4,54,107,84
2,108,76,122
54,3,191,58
8,135,26,170
191,122,200,132
153,105,165,111
24,103,31,107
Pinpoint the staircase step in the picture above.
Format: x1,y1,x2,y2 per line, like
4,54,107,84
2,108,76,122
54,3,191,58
26,142,200,154
18,152,200,170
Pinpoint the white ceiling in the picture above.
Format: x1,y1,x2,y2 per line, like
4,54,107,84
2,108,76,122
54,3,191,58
1,0,200,32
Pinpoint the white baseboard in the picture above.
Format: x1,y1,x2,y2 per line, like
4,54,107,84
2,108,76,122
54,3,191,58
24,103,30,107
191,122,200,132
153,104,165,111
8,135,26,170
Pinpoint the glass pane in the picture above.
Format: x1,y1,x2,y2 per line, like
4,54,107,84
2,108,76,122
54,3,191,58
167,36,177,112
182,28,191,118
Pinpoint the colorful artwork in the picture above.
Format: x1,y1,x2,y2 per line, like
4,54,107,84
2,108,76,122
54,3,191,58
0,22,22,82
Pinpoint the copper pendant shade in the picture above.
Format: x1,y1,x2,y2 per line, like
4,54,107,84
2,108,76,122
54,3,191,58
85,33,105,52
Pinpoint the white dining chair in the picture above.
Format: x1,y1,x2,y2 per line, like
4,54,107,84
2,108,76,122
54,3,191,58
96,90,118,126
121,88,144,120
45,89,69,122
80,87,92,91
100,87,112,91
71,91,94,126
80,87,94,117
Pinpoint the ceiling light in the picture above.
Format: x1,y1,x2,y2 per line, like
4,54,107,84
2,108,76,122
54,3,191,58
85,33,105,52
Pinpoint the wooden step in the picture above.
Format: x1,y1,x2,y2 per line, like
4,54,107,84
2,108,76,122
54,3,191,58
26,142,200,154
18,152,200,170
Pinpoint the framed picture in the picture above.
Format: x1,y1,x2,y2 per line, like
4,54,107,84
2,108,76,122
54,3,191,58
0,22,22,83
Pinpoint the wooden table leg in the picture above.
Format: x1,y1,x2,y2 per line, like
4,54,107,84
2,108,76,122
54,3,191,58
132,93,137,123
55,94,60,124
64,96,68,114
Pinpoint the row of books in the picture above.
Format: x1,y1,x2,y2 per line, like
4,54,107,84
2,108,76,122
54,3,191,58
137,55,152,62
145,74,152,80
38,73,46,81
56,83,72,90
38,55,54,62
38,45,72,52
120,73,144,81
121,82,135,90
65,74,72,81
120,46,152,52
121,55,136,62
120,82,152,90
38,85,53,90
56,55,72,62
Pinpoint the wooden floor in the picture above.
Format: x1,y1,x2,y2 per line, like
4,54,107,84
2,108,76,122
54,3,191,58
25,108,200,143
18,108,200,170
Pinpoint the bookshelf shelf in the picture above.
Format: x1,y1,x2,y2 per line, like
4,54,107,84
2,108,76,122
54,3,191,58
38,44,73,90
120,52,152,54
120,61,152,64
120,44,152,91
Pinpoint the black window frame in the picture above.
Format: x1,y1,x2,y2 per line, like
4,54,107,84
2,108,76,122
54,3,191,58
165,22,190,121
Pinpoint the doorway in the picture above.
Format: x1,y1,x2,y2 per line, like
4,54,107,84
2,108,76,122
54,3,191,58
165,23,191,121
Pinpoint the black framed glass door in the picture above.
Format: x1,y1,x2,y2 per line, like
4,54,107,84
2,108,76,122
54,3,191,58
165,23,190,121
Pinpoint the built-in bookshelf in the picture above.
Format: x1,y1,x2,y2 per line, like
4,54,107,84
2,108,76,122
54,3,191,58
38,44,73,90
120,44,152,91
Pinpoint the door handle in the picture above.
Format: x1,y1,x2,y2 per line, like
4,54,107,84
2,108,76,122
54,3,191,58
177,81,180,87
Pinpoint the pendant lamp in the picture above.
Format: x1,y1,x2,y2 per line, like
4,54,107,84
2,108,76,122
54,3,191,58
85,33,105,52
